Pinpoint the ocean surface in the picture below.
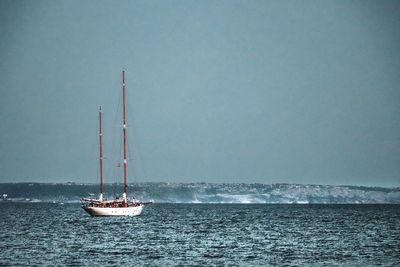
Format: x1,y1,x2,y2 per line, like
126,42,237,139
1,203,399,266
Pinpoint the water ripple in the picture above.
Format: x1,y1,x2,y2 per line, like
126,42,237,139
0,203,399,266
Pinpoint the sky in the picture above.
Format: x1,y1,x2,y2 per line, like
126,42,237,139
0,0,399,187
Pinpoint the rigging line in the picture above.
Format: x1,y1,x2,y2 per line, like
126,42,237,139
100,111,113,197
93,110,100,186
128,123,148,183
126,138,136,198
101,111,111,189
131,102,148,181
110,83,123,186
124,78,148,182
124,79,140,192
123,72,138,199
112,128,123,186
126,130,139,191
128,106,148,182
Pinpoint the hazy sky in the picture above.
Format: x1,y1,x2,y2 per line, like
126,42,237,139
0,0,399,186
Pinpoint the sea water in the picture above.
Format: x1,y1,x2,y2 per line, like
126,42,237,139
0,203,399,266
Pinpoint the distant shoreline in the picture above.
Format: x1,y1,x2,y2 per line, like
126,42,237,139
0,181,399,189
1,182,399,204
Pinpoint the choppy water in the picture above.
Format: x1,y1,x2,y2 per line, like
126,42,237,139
0,203,399,266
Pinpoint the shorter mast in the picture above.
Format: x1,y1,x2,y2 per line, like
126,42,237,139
99,106,103,202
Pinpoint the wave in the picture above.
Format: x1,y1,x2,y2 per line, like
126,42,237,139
0,182,399,204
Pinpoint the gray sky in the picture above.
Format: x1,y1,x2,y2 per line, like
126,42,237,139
0,0,399,186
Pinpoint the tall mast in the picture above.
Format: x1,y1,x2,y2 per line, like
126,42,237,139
123,70,127,199
99,106,103,201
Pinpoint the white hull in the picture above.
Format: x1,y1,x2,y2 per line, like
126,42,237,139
83,205,143,216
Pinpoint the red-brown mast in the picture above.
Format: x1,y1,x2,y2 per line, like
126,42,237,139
123,70,127,197
99,106,103,196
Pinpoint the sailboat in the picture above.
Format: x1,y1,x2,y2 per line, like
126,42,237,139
81,70,151,216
